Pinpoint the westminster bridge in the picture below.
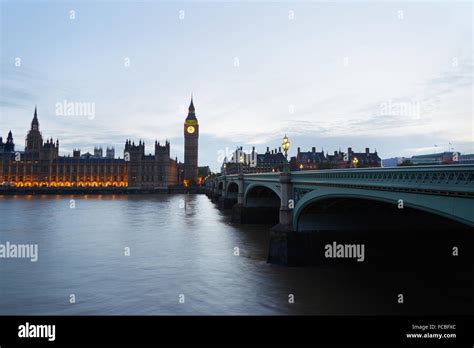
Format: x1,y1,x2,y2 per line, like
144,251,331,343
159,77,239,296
205,165,474,265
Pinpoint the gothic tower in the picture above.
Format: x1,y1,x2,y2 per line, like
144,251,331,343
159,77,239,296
25,106,43,153
1,130,15,152
184,96,199,184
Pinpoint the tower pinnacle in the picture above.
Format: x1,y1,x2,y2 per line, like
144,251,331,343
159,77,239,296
31,106,39,130
189,95,195,113
186,95,197,121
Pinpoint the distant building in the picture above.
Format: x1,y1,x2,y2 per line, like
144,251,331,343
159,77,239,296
410,152,460,165
0,131,15,153
291,147,381,170
93,147,103,158
290,147,328,170
106,147,115,159
255,147,288,172
459,154,474,165
228,146,258,167
382,153,474,167
80,152,94,159
382,157,407,167
198,166,211,184
222,146,288,174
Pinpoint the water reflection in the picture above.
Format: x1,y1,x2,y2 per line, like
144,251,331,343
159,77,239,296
0,194,471,315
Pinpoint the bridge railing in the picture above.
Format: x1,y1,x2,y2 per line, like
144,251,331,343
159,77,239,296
211,165,474,195
291,165,474,194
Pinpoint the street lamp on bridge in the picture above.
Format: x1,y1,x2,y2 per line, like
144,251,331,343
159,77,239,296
282,134,291,173
282,134,290,158
352,157,359,168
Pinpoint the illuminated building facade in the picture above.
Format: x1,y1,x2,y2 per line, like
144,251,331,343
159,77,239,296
0,107,179,188
290,147,381,170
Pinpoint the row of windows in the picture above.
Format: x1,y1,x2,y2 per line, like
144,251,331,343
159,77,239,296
128,166,168,172
0,166,127,174
3,176,127,181
130,176,165,182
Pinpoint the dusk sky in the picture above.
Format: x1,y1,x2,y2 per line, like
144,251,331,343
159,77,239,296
1,0,472,171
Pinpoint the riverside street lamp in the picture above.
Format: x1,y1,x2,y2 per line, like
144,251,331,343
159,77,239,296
282,134,290,158
352,157,359,168
282,135,291,173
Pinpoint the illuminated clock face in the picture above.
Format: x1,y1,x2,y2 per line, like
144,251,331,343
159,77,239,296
187,126,195,134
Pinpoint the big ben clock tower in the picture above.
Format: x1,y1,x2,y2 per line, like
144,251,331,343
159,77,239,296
184,96,199,184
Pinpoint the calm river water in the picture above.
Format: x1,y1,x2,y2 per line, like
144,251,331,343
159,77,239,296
0,194,472,315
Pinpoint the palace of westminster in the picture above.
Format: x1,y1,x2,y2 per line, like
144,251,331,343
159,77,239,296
0,98,202,189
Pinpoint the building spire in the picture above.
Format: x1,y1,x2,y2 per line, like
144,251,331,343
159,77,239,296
31,105,39,130
185,95,197,122
189,94,195,113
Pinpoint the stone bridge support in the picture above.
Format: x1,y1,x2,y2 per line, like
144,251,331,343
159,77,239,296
237,174,244,205
218,178,238,210
267,172,307,266
231,174,247,223
217,178,226,209
210,182,220,203
213,185,220,203
205,182,214,199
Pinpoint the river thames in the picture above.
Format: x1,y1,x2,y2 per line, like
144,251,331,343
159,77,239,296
0,194,472,315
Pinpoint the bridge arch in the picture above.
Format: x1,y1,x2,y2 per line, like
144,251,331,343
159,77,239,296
293,188,473,231
244,183,281,208
216,181,224,196
226,182,239,200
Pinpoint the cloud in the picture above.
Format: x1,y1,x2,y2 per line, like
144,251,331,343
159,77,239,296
425,61,473,90
0,63,77,111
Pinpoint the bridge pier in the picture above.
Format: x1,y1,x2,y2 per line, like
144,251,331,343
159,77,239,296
268,172,308,266
218,196,236,210
217,178,236,209
212,181,223,204
237,174,244,206
268,226,314,266
267,172,297,265
205,185,213,199
210,192,219,204
231,205,279,224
